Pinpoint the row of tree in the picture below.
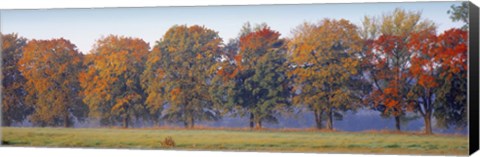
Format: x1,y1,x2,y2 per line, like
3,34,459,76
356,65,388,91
1,8,468,134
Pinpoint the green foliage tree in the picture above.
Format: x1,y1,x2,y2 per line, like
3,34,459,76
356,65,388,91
213,25,291,129
1,33,30,126
18,38,86,127
289,19,363,130
142,25,223,128
447,2,469,30
80,35,149,128
434,68,468,129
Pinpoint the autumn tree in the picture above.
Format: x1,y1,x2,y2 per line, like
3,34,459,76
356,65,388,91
213,24,291,129
360,8,436,131
289,19,363,130
407,28,468,134
80,35,149,128
18,38,86,127
1,33,30,126
142,25,223,128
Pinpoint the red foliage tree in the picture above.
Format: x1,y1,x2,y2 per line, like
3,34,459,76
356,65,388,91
408,28,468,134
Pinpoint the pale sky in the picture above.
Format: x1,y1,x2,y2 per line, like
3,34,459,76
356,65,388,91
1,1,464,53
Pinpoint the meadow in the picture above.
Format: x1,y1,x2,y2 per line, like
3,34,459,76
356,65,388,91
1,127,468,155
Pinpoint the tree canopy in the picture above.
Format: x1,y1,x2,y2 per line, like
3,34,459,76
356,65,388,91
1,33,29,126
360,8,436,131
406,28,468,134
18,38,86,127
447,2,469,30
213,25,292,129
289,19,363,130
80,35,149,128
142,25,223,128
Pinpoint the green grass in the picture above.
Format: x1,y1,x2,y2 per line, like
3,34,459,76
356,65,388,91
1,127,468,155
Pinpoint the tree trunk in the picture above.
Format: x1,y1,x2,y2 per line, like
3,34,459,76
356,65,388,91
249,113,254,129
314,108,323,129
189,115,195,129
326,108,333,130
394,115,401,131
154,117,162,127
424,111,433,135
136,116,142,128
255,120,262,129
153,118,159,127
183,109,189,128
254,119,262,129
63,112,70,128
123,115,129,128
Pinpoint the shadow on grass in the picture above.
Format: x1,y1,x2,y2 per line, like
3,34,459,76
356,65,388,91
2,140,30,145
2,140,10,145
384,144,401,148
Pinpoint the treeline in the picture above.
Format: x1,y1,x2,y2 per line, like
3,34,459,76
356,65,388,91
1,8,468,134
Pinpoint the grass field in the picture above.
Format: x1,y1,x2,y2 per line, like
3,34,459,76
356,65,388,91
1,127,468,155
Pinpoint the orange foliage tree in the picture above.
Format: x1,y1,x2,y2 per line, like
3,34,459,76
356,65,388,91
289,19,363,130
80,35,149,128
18,38,86,127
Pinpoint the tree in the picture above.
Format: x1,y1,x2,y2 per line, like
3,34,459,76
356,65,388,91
140,45,165,126
80,35,149,128
447,2,469,30
289,19,362,130
361,8,436,131
213,25,291,129
142,25,223,128
1,33,30,126
18,38,86,127
407,28,468,134
439,1,470,130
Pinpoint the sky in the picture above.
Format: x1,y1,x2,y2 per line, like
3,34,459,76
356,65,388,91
0,1,464,54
